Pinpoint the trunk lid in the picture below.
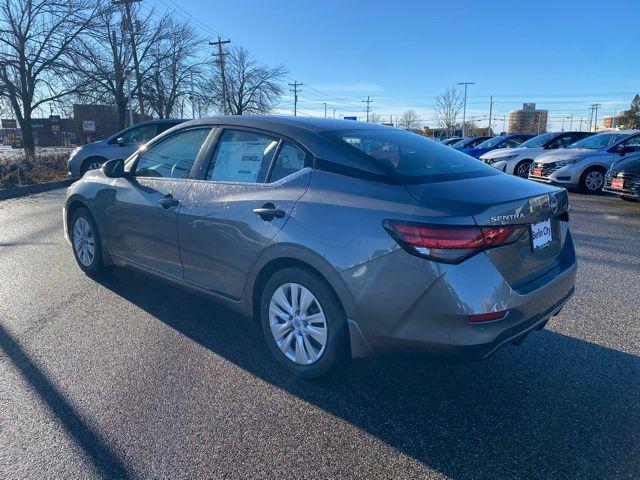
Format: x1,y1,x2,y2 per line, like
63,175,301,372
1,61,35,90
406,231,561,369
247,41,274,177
405,173,571,291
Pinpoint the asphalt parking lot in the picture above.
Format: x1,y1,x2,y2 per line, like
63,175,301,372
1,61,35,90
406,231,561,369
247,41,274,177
0,188,639,479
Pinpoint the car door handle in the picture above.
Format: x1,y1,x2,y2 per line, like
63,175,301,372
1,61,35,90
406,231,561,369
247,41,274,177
158,194,179,209
253,203,285,220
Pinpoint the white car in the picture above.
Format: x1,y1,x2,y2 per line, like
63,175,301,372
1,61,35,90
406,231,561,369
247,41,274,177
479,131,592,178
528,131,640,193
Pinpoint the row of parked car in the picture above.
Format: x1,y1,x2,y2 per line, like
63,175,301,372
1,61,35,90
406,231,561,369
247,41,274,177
439,130,640,201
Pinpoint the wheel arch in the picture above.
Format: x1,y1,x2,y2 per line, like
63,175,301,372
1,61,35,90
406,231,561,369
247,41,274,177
65,196,113,266
80,156,108,174
246,245,356,325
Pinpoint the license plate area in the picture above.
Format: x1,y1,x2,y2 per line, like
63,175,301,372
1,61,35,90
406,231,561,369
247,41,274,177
611,178,624,190
530,219,553,250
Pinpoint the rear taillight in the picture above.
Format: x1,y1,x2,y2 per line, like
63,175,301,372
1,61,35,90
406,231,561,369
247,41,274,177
383,220,525,264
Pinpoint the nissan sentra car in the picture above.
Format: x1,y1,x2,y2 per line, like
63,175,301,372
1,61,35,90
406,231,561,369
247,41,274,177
64,116,577,378
459,133,534,158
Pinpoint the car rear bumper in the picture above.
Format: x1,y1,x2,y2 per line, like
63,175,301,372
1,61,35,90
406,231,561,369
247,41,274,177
340,242,577,361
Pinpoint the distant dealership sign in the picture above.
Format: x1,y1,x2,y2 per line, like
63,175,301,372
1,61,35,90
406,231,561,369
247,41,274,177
82,120,96,132
343,116,357,121
2,119,17,128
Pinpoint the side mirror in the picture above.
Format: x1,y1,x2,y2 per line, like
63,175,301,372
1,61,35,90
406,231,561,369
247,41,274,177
117,137,125,146
102,158,125,178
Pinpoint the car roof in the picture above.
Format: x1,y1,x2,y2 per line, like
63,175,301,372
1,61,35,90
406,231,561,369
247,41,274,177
179,115,390,135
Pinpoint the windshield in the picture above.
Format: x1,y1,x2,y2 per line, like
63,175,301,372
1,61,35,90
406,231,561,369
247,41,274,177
519,133,557,148
450,137,474,148
330,129,498,183
475,136,506,149
567,133,627,150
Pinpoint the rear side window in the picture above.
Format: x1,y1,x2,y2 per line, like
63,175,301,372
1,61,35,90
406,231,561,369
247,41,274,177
269,142,306,182
206,129,279,183
135,128,211,178
329,128,498,183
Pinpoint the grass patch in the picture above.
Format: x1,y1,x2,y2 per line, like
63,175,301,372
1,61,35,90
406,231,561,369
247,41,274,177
0,153,69,189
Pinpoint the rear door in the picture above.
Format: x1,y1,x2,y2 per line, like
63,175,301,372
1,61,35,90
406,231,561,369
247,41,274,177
179,128,311,298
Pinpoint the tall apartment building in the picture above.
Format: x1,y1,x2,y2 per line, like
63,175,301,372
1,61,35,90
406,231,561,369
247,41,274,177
508,103,548,134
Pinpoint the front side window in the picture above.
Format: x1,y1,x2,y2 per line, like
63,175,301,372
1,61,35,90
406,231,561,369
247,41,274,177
617,134,640,150
135,128,211,178
206,129,279,183
123,124,158,144
269,142,306,182
329,128,498,183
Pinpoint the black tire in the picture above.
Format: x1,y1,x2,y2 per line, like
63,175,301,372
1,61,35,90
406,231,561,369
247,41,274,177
514,160,533,178
579,166,606,194
70,207,107,277
260,267,350,379
80,157,107,176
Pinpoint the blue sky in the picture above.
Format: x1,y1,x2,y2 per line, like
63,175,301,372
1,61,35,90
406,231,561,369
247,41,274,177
152,0,639,131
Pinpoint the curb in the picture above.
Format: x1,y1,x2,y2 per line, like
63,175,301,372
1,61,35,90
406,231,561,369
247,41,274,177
0,178,76,201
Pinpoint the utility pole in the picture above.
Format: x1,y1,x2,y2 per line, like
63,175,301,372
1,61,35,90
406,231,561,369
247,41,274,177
457,82,475,137
579,116,583,132
362,96,373,122
210,36,231,115
487,95,493,136
569,113,574,130
324,102,327,118
333,109,336,119
612,110,617,129
114,0,143,122
288,81,302,116
593,103,601,132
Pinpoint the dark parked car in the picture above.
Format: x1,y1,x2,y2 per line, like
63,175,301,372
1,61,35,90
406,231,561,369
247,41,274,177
450,136,492,150
67,119,186,177
64,116,576,378
604,152,640,201
460,133,534,158
440,137,462,146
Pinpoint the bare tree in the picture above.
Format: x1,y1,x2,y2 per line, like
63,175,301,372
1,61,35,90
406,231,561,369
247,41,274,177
398,109,420,130
435,86,463,136
0,0,98,154
71,3,173,129
145,20,202,119
205,46,287,115
368,112,383,124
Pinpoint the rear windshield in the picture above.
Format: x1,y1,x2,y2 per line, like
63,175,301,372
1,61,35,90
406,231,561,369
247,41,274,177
328,128,498,183
567,133,627,150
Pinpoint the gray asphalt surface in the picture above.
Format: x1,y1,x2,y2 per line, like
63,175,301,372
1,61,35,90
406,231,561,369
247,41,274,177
0,188,639,479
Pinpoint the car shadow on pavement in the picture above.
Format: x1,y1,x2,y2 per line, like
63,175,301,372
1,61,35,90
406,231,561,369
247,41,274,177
0,323,134,479
97,268,640,479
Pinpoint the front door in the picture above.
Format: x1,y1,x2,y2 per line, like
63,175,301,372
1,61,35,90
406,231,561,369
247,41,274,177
102,127,213,279
179,129,311,298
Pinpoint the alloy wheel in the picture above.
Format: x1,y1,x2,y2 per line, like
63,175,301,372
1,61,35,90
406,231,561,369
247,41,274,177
87,161,102,171
73,217,95,267
269,283,328,365
516,162,531,178
585,170,604,191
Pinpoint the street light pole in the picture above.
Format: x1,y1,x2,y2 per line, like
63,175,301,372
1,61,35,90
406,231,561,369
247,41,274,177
457,82,475,137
